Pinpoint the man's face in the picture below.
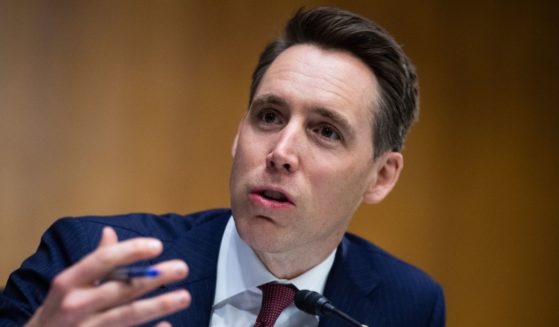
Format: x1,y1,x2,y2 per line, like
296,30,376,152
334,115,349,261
230,44,385,260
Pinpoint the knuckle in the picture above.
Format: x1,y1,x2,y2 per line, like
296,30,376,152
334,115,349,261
128,277,150,291
158,297,177,312
59,296,83,317
110,308,131,327
128,239,146,253
51,274,70,293
95,247,115,266
59,298,83,325
109,302,144,326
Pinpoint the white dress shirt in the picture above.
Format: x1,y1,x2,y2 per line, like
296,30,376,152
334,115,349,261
210,216,337,327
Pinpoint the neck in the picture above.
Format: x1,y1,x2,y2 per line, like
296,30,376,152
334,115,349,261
253,238,339,280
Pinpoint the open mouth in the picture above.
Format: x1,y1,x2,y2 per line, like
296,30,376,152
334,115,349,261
258,190,290,203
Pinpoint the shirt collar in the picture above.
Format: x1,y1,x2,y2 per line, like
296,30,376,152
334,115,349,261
213,216,337,306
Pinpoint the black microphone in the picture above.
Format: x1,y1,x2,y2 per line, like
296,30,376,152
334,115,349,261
294,290,368,327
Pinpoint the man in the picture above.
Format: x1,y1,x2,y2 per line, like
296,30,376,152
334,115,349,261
0,7,445,327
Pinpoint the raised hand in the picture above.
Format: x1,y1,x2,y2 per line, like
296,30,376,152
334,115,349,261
25,227,190,327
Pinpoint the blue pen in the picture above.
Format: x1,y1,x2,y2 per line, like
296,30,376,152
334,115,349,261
105,266,160,281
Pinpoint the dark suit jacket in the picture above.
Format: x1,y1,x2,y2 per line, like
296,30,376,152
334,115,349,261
0,209,445,326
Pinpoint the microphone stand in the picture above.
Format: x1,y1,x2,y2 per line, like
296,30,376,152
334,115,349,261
294,290,368,327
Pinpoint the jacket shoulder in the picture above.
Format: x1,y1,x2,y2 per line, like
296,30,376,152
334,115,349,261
343,232,441,290
339,233,445,326
73,208,231,241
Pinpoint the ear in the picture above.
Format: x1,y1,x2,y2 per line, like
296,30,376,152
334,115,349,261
231,132,239,157
231,115,246,157
362,152,404,204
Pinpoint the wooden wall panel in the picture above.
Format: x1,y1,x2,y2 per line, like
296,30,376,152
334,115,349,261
1,1,557,325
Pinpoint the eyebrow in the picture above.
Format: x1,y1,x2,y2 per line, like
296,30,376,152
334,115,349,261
250,94,288,110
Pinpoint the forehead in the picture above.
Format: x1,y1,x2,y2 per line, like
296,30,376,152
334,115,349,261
254,44,380,129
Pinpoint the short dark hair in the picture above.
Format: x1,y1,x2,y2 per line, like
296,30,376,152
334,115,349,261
249,7,418,159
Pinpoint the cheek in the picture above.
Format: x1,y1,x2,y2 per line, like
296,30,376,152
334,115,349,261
308,161,372,210
231,137,254,183
233,135,257,167
307,167,347,210
236,128,268,160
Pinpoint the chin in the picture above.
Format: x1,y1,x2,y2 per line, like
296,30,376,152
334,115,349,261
235,218,288,254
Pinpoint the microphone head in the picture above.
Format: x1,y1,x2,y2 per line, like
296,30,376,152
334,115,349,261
294,290,334,316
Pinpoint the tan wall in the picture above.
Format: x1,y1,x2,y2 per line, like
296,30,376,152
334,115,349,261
1,1,557,326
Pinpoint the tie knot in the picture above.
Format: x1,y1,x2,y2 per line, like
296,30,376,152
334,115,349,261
254,282,297,327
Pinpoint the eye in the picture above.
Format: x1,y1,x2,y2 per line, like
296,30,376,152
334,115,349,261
257,109,283,125
313,125,342,142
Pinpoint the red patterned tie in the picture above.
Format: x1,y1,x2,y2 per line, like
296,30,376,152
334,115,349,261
254,282,297,327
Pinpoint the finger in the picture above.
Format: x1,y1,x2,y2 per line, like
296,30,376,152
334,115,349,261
82,289,190,327
155,321,172,327
94,260,188,310
98,227,118,248
68,260,188,315
55,237,164,287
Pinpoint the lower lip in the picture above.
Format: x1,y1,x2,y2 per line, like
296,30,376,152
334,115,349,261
249,193,293,209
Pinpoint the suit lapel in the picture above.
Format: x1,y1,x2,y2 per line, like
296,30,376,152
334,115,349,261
150,210,230,326
319,236,386,327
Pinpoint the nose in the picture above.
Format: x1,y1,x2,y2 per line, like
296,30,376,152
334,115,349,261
266,127,301,174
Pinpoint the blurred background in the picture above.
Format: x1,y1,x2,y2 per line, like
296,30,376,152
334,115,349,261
1,0,557,325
